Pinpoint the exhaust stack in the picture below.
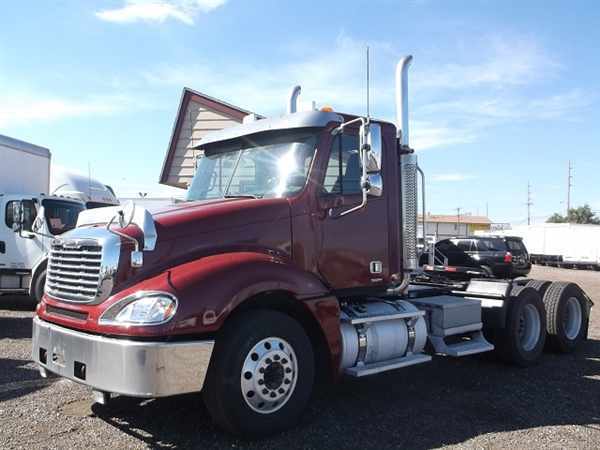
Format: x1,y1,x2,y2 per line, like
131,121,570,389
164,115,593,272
395,55,413,144
287,85,301,114
396,55,419,273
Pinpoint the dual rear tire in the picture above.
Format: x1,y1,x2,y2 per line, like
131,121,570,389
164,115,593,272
491,281,590,366
542,282,589,353
492,286,547,366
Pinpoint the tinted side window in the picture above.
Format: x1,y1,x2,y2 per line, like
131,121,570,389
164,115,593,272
322,134,361,195
507,240,525,254
5,200,36,231
455,240,472,252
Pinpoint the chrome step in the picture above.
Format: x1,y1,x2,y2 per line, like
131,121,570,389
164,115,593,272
344,353,432,377
429,331,494,357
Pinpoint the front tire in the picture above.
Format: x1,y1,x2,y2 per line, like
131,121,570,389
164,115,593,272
31,269,46,303
203,309,314,437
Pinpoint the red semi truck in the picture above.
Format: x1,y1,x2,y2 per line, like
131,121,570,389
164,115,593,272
30,56,592,436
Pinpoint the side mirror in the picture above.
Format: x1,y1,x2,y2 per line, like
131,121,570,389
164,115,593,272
10,201,24,232
118,201,136,228
32,216,44,233
367,173,383,197
360,123,383,173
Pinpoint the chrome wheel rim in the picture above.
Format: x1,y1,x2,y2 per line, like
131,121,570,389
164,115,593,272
564,297,583,340
519,303,541,352
240,337,298,414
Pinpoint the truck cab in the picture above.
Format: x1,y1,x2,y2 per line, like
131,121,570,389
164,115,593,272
31,56,592,437
0,194,84,301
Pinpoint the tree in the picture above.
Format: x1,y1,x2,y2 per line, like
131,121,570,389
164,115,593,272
547,213,566,223
547,204,600,224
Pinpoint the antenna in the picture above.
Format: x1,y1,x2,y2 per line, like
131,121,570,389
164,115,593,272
366,45,370,119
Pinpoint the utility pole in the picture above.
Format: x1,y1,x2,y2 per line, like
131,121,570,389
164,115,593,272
567,160,573,216
486,202,489,218
456,207,462,235
526,181,533,226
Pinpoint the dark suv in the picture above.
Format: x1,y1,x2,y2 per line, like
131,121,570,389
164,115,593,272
421,236,531,280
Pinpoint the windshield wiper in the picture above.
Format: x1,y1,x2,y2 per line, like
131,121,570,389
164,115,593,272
224,194,261,199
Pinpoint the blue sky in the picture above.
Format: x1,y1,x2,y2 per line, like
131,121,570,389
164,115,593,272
1,0,599,223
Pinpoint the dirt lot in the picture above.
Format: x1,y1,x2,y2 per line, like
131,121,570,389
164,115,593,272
1,265,599,449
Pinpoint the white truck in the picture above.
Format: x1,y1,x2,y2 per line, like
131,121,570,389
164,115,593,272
51,166,119,209
0,134,117,302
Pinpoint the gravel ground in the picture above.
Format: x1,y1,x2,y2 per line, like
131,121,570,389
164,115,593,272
1,265,599,449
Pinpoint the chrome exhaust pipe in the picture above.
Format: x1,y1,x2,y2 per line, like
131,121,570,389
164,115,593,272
287,85,301,114
396,56,419,274
395,55,413,144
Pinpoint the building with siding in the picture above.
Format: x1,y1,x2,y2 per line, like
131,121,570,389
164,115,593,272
418,214,492,241
159,88,260,189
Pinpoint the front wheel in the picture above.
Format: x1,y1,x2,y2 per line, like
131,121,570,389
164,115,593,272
203,309,314,437
31,269,46,303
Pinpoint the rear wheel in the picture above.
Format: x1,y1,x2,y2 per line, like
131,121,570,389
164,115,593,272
203,309,314,437
496,286,546,366
542,282,589,353
525,279,551,299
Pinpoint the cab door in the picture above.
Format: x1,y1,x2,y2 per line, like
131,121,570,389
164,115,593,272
0,197,45,290
314,131,390,292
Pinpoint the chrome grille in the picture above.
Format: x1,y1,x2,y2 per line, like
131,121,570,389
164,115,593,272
47,241,103,302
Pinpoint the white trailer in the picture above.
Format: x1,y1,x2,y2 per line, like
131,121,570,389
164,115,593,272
0,134,51,194
482,224,600,270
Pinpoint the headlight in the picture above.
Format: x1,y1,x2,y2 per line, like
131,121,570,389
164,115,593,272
99,291,178,326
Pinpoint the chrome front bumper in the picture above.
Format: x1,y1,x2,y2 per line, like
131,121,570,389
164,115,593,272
31,316,214,398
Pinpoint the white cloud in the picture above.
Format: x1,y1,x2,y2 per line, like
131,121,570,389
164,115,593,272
142,33,396,116
413,35,561,91
95,0,226,25
411,120,477,150
431,173,476,182
420,88,594,122
0,94,133,127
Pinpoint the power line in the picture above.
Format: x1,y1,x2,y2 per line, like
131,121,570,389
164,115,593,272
567,160,573,215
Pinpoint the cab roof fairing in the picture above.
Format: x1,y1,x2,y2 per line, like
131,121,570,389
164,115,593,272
193,110,345,150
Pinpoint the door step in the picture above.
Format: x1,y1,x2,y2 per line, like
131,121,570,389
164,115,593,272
429,330,494,357
344,353,432,377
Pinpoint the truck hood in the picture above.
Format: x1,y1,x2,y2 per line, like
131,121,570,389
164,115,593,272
150,197,291,241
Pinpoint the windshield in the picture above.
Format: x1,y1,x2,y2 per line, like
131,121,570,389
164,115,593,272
186,129,318,201
42,199,85,235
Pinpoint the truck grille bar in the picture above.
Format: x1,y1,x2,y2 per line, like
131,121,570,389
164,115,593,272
47,242,103,302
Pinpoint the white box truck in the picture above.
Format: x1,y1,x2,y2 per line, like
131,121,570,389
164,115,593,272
1,135,86,301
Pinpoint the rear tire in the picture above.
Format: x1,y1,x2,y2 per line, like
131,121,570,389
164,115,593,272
542,282,589,353
496,286,546,366
525,279,551,299
203,309,314,437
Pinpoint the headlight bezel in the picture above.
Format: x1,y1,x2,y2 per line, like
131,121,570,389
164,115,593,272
99,291,178,327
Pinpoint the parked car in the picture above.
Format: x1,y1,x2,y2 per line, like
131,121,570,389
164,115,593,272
421,236,531,280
